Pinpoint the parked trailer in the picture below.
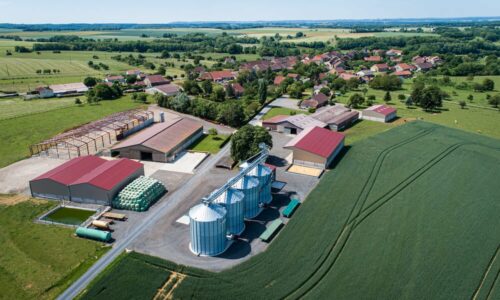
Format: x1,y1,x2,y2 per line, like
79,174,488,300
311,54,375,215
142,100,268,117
102,212,127,221
75,227,112,242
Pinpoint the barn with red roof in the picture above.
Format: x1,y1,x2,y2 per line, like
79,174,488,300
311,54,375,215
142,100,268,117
29,156,144,205
284,126,345,169
362,104,397,123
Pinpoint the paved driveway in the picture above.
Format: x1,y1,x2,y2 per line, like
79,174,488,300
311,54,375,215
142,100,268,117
269,97,306,110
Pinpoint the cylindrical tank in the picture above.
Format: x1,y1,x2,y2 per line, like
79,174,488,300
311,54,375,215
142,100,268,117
232,175,260,219
214,188,245,235
248,164,273,205
189,203,227,256
75,227,112,242
92,220,110,230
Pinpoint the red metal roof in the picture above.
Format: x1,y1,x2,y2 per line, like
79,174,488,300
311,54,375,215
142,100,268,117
71,158,143,190
285,126,344,158
262,115,289,124
368,104,397,116
33,156,106,185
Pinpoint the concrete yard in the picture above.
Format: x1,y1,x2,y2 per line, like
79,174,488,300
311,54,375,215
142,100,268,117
129,132,321,271
0,156,67,194
142,152,209,175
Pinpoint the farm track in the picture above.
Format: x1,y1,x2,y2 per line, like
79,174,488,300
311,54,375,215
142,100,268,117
473,245,500,300
284,129,434,299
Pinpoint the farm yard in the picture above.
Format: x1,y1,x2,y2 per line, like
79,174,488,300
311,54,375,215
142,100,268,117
79,122,500,300
0,195,108,300
0,95,145,168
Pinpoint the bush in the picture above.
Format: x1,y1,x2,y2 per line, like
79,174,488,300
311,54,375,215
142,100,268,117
208,128,218,136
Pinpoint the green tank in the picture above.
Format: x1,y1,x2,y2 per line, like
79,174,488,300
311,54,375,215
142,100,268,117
75,227,111,242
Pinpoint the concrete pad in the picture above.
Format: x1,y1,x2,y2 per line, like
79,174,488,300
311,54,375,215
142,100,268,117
161,152,208,174
287,165,324,177
0,157,67,194
176,215,190,225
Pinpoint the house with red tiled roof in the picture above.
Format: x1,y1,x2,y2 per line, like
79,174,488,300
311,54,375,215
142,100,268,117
364,56,382,62
144,75,169,87
395,63,417,72
284,126,345,169
339,73,359,81
370,63,390,73
231,83,244,97
274,75,286,86
392,70,413,79
386,49,403,56
199,70,236,83
361,104,397,123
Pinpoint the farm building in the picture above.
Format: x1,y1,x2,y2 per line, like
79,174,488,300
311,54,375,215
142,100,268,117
199,70,237,83
362,105,397,123
30,110,154,159
35,87,55,98
264,114,327,135
112,118,203,162
284,126,345,169
300,93,329,109
30,156,144,205
146,83,182,97
311,105,359,131
144,75,169,87
49,82,88,95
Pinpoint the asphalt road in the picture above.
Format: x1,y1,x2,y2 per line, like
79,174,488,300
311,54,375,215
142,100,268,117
57,144,231,300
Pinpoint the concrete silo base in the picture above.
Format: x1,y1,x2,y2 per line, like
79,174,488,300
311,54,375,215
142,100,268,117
189,240,234,257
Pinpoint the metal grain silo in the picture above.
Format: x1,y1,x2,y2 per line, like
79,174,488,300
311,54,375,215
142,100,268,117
189,203,228,256
248,164,273,205
232,175,260,219
214,188,245,235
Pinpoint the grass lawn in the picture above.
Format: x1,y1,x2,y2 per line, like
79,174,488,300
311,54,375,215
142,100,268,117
0,196,108,300
0,95,145,168
262,107,309,120
80,122,500,299
189,133,231,154
335,80,500,141
0,96,80,120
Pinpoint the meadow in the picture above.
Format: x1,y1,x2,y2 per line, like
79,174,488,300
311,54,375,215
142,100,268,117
189,133,231,154
0,95,144,168
0,196,108,300
79,121,500,299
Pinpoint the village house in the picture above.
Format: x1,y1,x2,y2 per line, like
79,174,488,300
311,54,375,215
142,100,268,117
364,56,383,62
394,63,417,72
199,70,237,83
392,70,413,79
146,83,182,97
386,49,403,57
105,75,125,84
370,63,390,73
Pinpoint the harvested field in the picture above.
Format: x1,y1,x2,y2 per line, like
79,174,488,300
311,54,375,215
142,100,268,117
82,121,500,299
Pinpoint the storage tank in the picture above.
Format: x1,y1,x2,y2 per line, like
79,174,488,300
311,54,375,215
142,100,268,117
214,188,245,235
248,164,273,205
75,227,112,242
189,203,227,256
232,175,260,219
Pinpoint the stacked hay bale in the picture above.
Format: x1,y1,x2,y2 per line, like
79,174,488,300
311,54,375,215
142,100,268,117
112,176,166,212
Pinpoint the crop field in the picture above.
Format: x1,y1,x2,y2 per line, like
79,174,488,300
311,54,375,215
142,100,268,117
0,95,144,168
80,122,500,299
0,196,108,300
80,252,174,300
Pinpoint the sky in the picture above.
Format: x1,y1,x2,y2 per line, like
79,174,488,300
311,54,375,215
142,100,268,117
0,0,499,23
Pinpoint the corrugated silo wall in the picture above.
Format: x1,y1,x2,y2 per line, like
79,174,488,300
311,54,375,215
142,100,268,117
253,165,273,205
225,191,245,235
233,176,260,219
190,217,227,256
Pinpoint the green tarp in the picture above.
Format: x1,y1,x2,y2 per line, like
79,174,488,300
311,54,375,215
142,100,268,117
283,199,300,218
260,219,284,242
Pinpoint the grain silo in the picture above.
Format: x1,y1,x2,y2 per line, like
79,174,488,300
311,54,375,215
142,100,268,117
214,188,245,235
232,175,260,219
248,164,273,205
189,202,227,256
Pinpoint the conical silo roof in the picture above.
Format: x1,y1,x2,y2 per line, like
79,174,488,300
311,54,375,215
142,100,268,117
189,203,226,222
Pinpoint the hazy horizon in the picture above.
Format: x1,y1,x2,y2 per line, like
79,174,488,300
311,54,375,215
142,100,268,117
0,0,499,24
